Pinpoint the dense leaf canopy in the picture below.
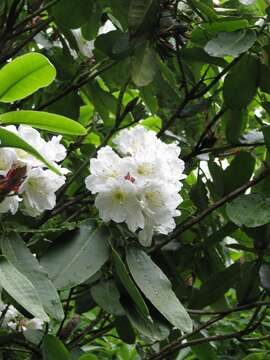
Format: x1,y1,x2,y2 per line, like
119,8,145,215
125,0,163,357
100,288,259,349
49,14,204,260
1,0,270,359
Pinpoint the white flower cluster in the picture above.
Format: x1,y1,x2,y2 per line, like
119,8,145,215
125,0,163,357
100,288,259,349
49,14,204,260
0,125,68,217
0,304,43,332
85,125,185,246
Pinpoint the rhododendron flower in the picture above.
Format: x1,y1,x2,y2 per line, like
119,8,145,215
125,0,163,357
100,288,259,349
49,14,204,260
85,125,185,246
0,125,68,217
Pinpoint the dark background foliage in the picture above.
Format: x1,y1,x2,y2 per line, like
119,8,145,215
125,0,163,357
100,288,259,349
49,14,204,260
1,0,270,359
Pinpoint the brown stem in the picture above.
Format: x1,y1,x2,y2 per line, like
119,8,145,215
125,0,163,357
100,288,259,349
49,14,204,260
150,168,270,253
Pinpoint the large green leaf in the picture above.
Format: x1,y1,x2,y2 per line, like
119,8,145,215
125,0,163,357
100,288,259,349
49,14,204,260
0,233,64,321
128,0,157,34
0,127,60,174
223,55,259,109
51,0,93,29
0,256,48,321
226,193,270,228
112,248,150,318
126,245,193,333
223,152,255,194
40,221,109,289
42,335,71,360
0,111,86,135
204,30,256,58
131,42,157,87
121,300,170,341
0,53,56,103
91,280,124,316
190,262,241,308
259,263,270,294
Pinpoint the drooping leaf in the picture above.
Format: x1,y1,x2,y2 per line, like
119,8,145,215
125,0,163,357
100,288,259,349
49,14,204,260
51,0,93,29
204,30,256,58
223,55,259,109
190,262,241,308
224,152,255,194
131,42,157,87
115,316,136,344
226,193,270,228
112,248,150,318
42,335,71,360
0,127,60,175
121,300,170,341
128,0,158,35
0,111,86,135
0,233,64,321
126,245,193,333
40,221,109,289
0,53,56,103
0,256,48,321
259,263,270,294
91,280,124,316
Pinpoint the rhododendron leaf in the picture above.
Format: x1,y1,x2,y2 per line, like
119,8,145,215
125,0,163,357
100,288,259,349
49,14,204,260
42,335,71,360
40,221,109,289
126,245,193,333
0,110,87,135
0,233,64,321
0,53,56,103
0,256,49,321
0,127,61,175
112,247,150,318
226,193,270,227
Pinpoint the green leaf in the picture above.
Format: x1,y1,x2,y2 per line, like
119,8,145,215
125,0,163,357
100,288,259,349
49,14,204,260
204,30,256,58
203,19,249,32
91,280,124,316
51,0,93,29
262,125,270,154
128,0,157,35
0,256,48,321
0,110,86,136
115,316,136,344
0,233,64,321
121,300,170,341
236,261,261,305
0,127,60,175
42,335,71,360
259,64,270,93
190,262,241,308
223,55,259,110
226,193,270,228
243,353,269,360
40,221,109,289
112,248,150,318
126,245,193,333
259,263,270,294
179,47,227,67
0,53,56,103
224,152,255,194
225,109,246,144
131,42,157,87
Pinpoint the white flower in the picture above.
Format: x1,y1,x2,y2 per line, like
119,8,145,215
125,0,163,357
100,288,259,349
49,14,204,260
0,125,68,217
86,125,185,246
0,195,21,215
0,148,17,175
20,167,65,217
95,177,144,232
23,318,44,331
85,146,132,193
113,125,159,156
239,0,256,4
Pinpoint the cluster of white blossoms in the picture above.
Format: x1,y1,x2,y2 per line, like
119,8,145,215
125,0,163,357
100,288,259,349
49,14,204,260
0,304,43,332
85,125,185,246
0,125,68,217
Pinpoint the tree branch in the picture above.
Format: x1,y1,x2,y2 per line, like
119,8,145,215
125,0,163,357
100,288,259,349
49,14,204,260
150,167,270,253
